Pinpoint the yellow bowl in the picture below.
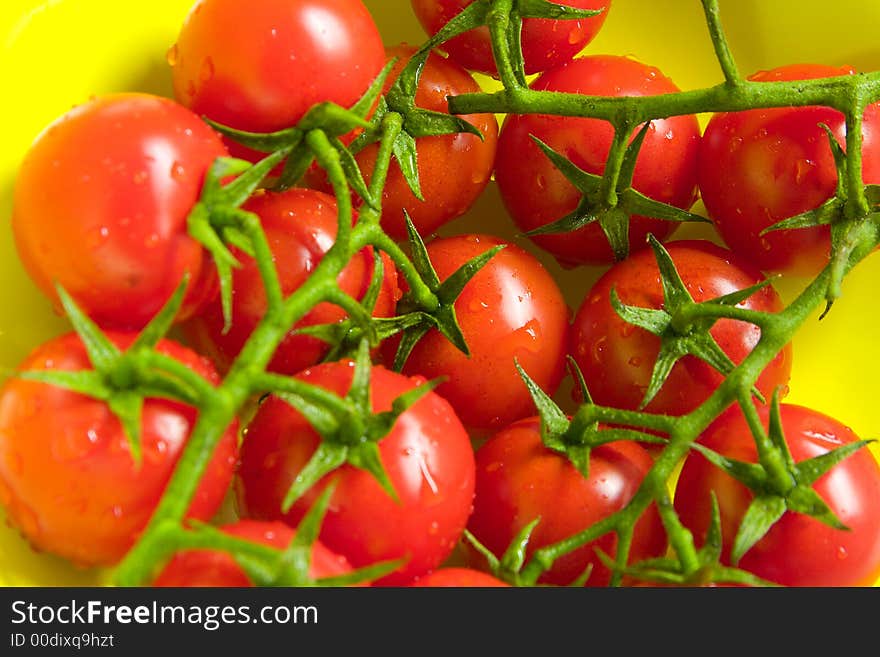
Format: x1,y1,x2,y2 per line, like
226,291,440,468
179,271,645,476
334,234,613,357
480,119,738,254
2,0,879,586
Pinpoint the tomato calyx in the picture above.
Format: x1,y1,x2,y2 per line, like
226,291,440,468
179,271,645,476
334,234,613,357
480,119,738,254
609,235,773,410
516,359,665,479
260,340,442,511
692,391,875,565
15,281,213,467
388,218,506,370
525,132,707,261
760,123,880,314
596,495,775,587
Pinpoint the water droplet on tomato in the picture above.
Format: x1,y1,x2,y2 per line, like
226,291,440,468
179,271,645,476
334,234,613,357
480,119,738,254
837,546,848,560
170,161,186,180
165,44,178,67
132,170,148,185
199,57,215,83
112,505,124,519
51,426,100,461
467,299,489,313
794,158,815,184
429,521,439,535
628,356,642,367
591,336,607,363
620,323,636,338
535,174,546,190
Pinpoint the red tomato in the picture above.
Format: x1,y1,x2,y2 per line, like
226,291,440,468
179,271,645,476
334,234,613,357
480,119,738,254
698,64,880,277
171,0,386,161
410,0,611,76
466,417,666,586
153,520,354,586
12,93,227,329
237,360,476,586
181,188,399,375
411,567,510,587
0,332,238,567
674,404,880,586
569,240,792,416
311,43,498,241
494,55,701,267
384,233,570,433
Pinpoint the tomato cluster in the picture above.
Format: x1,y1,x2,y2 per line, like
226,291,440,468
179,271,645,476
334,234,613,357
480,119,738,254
2,0,880,588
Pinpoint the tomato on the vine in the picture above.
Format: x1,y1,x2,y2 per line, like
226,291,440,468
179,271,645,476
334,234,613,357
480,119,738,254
12,93,227,330
0,332,238,567
569,240,792,416
466,417,666,587
410,0,611,76
494,55,702,267
384,233,570,433
182,188,399,376
674,403,880,587
698,64,880,277
309,43,498,241
170,0,386,162
153,520,354,587
237,360,475,586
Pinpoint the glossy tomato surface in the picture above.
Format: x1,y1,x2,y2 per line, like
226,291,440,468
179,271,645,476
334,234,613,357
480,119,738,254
674,403,880,586
237,360,475,586
171,0,386,160
494,55,701,267
12,93,226,330
410,0,611,76
698,64,880,277
182,188,399,375
0,332,238,567
387,233,570,433
467,417,666,586
570,239,793,416
411,567,509,587
153,519,354,586
345,43,498,241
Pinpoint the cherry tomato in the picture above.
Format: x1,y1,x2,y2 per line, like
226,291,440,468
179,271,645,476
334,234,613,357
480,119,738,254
12,93,227,330
569,240,792,416
171,0,386,162
411,567,510,587
466,417,666,586
0,332,238,567
674,403,880,586
181,188,399,375
153,519,354,586
494,55,701,267
410,0,611,76
698,64,880,277
311,43,498,241
237,360,475,586
385,233,570,433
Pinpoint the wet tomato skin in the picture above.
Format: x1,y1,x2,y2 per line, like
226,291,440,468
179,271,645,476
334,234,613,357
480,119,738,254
153,520,354,586
569,239,792,416
494,55,701,267
466,417,667,587
384,233,570,434
0,332,238,567
12,93,227,329
698,63,880,277
410,0,612,76
674,404,880,587
411,567,510,587
171,0,386,162
237,360,475,586
181,188,399,376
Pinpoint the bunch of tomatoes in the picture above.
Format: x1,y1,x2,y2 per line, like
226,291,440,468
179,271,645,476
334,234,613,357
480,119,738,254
2,0,880,588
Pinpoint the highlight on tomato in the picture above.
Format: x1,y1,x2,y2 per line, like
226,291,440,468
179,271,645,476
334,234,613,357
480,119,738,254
12,93,228,330
0,332,238,567
698,63,880,277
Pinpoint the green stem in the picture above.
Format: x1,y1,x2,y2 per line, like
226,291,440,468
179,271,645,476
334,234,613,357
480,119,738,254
701,0,740,85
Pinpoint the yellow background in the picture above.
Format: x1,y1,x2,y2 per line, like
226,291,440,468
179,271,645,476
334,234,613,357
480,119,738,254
2,0,880,585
